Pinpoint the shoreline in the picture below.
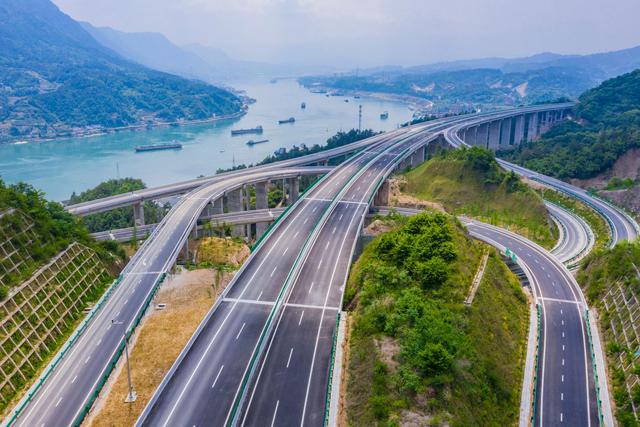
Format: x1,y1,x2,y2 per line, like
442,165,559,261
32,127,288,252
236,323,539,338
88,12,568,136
2,109,248,146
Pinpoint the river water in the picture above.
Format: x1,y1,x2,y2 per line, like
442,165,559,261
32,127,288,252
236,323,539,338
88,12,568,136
0,79,412,201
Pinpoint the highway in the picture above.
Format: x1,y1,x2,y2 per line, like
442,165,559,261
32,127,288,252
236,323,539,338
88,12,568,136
7,103,604,427
463,220,599,426
6,165,355,427
546,202,594,266
137,125,437,426
499,160,639,245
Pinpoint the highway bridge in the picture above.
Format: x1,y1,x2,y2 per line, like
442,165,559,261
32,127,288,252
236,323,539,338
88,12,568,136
5,103,633,427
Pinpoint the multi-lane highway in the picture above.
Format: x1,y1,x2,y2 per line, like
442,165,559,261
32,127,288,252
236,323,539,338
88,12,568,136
8,103,620,427
464,220,599,426
6,165,359,427
546,202,594,266
137,125,436,426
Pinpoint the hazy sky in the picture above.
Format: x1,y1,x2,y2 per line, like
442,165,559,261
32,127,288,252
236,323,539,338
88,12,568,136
53,0,640,68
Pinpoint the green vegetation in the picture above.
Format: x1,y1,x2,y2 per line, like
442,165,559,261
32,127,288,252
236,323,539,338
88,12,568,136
606,177,636,190
0,0,243,142
538,188,610,251
344,212,529,426
401,146,557,248
577,242,640,426
502,69,640,180
217,129,379,174
0,179,125,290
69,178,168,232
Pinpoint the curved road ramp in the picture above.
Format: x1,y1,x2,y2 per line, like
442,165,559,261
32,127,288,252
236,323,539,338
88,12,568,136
3,103,630,427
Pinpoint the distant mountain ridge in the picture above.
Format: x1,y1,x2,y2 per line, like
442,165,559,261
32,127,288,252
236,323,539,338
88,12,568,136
81,23,337,83
0,0,243,142
299,45,640,112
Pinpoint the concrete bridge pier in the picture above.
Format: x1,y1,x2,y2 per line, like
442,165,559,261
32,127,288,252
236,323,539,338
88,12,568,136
477,122,489,148
255,181,270,238
513,115,525,146
465,126,478,146
410,145,426,168
286,177,300,205
133,202,145,227
488,120,501,150
500,117,512,148
527,113,539,141
374,180,390,207
226,188,246,237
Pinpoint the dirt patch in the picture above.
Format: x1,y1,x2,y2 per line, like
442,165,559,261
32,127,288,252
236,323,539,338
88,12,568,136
399,409,435,427
85,268,234,427
600,187,640,214
571,148,640,189
389,177,445,212
521,176,548,191
363,219,394,236
374,336,400,373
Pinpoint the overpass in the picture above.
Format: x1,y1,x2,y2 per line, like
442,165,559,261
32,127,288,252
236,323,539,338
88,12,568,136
6,102,622,427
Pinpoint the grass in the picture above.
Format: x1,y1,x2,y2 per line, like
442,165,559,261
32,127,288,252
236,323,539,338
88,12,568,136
400,154,558,249
576,242,640,426
88,269,232,427
538,188,610,252
342,212,529,426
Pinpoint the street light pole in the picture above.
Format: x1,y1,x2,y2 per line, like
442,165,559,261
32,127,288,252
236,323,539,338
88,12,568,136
123,333,137,403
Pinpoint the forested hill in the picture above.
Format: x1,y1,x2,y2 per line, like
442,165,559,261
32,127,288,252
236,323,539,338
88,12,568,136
502,69,640,180
0,0,243,143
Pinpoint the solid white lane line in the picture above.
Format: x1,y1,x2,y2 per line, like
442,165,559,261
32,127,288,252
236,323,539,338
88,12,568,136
271,400,279,427
286,348,294,368
236,323,246,340
298,311,305,326
211,365,224,389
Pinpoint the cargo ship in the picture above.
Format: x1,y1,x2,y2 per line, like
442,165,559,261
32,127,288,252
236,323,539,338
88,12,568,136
278,117,295,124
246,139,269,146
135,142,182,152
231,125,263,136
380,111,389,120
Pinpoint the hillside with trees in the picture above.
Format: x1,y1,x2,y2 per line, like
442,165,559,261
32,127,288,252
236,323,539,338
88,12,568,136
69,178,168,232
0,0,243,143
343,212,528,426
501,69,640,181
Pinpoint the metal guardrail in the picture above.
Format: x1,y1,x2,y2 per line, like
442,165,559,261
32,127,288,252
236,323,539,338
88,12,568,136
584,309,605,426
531,303,541,426
323,312,341,426
73,272,167,426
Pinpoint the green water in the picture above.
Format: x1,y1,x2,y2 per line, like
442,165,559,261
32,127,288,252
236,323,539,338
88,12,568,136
0,79,412,200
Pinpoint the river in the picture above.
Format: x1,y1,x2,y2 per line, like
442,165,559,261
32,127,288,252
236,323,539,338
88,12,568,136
0,79,412,201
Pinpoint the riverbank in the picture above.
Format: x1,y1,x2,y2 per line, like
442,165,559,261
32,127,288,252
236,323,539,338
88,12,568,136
1,109,248,146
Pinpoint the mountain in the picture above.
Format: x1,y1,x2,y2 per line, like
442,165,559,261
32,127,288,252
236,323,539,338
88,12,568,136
80,24,335,83
503,69,640,182
0,0,243,142
300,45,640,111
80,22,217,82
